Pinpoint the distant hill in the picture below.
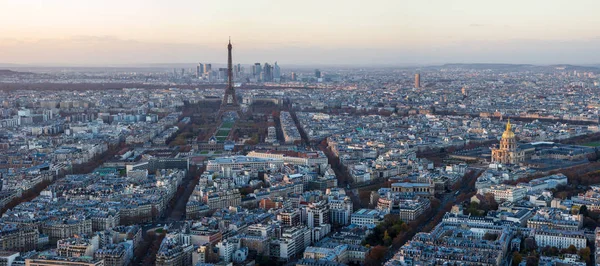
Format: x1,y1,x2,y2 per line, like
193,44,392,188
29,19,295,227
433,63,599,72
548,64,599,71
0,63,25,68
0,69,34,76
439,63,535,69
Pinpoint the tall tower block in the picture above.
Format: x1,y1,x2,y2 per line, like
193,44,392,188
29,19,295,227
415,73,421,88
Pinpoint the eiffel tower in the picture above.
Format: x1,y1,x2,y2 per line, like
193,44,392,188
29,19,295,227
218,37,241,120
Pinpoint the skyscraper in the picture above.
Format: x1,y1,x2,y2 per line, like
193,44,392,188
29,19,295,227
253,63,262,81
197,63,203,78
234,63,242,78
315,69,321,79
204,64,212,74
273,62,281,81
415,73,421,88
218,68,228,82
263,62,273,82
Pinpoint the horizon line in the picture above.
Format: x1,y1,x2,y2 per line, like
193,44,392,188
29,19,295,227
1,62,599,69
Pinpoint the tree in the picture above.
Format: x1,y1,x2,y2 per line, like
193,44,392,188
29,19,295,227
466,202,484,216
523,238,537,252
550,246,559,256
255,255,270,266
400,223,409,232
482,193,499,212
483,232,498,241
511,252,522,266
383,230,392,246
578,247,591,263
567,245,578,254
365,245,388,266
525,256,538,266
579,205,589,217
239,187,254,197
571,206,581,215
582,217,597,230
541,246,559,256
383,214,401,226
390,224,402,236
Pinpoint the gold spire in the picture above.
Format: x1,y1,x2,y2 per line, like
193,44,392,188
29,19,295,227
502,119,515,139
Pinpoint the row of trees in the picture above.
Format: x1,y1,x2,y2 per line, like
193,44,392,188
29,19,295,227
363,199,441,266
362,167,486,264
363,215,410,246
512,246,591,266
452,170,481,193
71,142,126,174
574,205,600,231
416,140,497,166
560,131,600,145
140,230,167,266
0,179,52,215
422,200,453,232
507,160,600,187
318,139,354,187
364,245,389,266
1,142,127,216
465,193,499,216
168,122,197,146
363,168,488,264
512,234,592,266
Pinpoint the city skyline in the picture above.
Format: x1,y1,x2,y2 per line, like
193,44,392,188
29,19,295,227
4,1,600,265
2,0,600,66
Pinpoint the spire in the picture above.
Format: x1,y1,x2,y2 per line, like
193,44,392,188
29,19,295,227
227,37,233,90
506,119,512,132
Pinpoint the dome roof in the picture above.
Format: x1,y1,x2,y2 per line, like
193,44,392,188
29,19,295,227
501,120,515,139
502,130,515,139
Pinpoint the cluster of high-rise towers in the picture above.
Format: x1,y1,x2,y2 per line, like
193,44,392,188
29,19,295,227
195,49,280,83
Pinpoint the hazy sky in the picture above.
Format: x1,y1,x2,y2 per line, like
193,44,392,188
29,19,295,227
2,0,600,66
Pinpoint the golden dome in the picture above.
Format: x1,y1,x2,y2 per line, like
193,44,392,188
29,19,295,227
501,119,515,139
502,130,515,139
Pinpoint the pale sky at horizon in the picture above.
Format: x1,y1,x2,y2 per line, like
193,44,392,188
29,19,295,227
2,0,600,66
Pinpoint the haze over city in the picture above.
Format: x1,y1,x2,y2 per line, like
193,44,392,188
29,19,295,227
4,1,600,266
2,0,600,65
